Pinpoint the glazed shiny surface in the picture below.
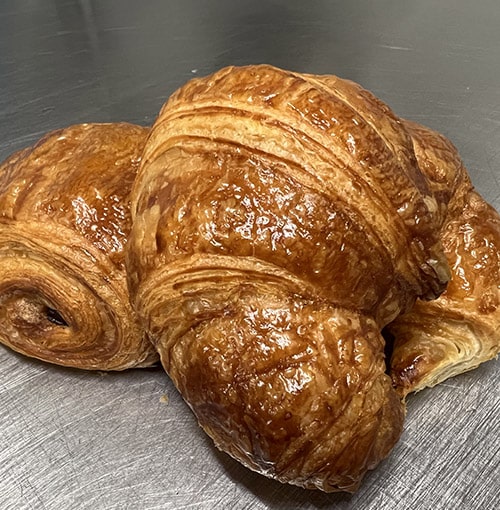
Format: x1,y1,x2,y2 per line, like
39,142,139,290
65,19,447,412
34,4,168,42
1,2,499,508
0,123,158,370
388,122,500,394
127,65,453,492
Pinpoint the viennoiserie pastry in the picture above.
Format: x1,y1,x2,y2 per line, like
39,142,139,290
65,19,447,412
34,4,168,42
387,121,500,395
5,65,493,493
126,65,451,492
0,122,159,370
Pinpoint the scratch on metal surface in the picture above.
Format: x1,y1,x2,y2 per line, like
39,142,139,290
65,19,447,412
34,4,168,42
0,130,50,151
437,382,463,390
379,44,412,51
1,78,101,118
102,26,139,32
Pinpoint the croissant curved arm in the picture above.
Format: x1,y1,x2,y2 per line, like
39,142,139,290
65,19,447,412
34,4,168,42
0,123,158,370
388,122,500,395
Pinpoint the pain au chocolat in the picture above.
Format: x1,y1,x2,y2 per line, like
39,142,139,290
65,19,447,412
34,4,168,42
126,65,452,492
0,123,158,370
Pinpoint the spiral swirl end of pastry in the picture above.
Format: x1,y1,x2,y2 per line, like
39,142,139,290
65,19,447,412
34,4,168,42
0,122,159,370
0,223,157,370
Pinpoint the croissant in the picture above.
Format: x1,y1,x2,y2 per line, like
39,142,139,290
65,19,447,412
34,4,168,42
387,121,500,395
127,65,451,492
0,122,159,370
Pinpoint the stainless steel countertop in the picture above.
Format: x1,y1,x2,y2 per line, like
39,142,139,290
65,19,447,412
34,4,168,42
0,1,499,509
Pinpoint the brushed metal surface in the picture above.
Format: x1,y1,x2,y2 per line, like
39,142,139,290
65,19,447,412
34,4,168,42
0,1,499,509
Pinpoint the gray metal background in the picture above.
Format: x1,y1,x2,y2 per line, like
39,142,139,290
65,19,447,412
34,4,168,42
0,1,499,509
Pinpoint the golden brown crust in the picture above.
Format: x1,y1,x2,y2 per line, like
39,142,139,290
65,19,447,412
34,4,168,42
388,122,500,395
0,123,159,370
168,291,404,492
127,65,452,491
